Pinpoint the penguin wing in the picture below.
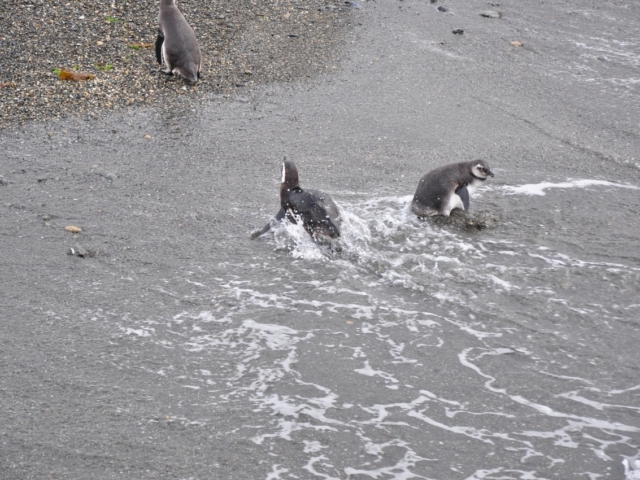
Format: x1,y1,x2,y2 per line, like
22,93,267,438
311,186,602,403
155,29,164,65
251,208,286,239
454,184,470,210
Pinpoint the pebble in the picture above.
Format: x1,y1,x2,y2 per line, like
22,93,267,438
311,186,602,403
511,41,523,47
68,246,97,258
105,173,117,181
480,11,502,18
452,29,464,35
437,6,448,12
65,226,82,233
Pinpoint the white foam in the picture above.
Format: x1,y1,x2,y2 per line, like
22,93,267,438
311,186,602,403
502,179,639,196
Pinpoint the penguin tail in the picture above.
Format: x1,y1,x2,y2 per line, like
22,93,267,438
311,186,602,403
411,201,437,218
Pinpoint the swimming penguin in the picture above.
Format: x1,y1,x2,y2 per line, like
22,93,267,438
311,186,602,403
411,159,494,217
252,158,341,241
156,0,202,82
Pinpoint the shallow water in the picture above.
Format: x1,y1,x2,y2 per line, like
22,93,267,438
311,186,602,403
112,180,640,479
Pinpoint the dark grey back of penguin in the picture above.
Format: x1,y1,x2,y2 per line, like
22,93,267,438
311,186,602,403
280,159,341,240
156,0,201,82
411,160,493,217
252,159,341,240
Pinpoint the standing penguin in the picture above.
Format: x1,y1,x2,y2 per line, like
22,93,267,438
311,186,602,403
411,160,494,217
252,158,341,241
156,0,202,82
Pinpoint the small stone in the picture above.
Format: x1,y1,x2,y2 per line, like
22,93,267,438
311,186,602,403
65,226,82,233
42,215,51,221
288,34,298,38
480,11,501,18
510,40,522,47
105,173,117,181
144,134,152,139
437,6,448,12
244,70,252,75
97,40,104,46
68,245,97,258
452,29,464,35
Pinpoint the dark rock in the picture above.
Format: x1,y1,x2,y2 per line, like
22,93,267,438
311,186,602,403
437,6,448,12
67,246,98,258
424,209,499,231
452,29,464,35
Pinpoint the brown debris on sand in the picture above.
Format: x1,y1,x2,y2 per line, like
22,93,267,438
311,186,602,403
56,69,96,81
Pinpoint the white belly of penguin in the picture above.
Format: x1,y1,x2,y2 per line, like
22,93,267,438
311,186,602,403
444,193,465,215
466,178,484,196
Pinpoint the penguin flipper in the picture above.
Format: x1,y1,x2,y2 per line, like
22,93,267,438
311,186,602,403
155,29,164,65
251,208,285,239
455,185,470,210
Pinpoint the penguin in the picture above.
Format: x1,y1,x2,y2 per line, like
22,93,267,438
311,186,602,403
411,159,494,217
252,158,341,241
156,0,202,83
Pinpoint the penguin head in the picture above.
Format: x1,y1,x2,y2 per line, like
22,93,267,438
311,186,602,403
281,157,300,190
471,160,494,179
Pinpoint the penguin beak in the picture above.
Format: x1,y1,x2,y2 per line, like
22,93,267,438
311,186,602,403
486,169,494,177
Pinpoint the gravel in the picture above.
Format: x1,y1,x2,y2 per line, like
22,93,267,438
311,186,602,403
0,0,355,127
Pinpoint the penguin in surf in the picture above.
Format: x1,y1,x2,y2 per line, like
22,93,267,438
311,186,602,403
411,160,494,217
252,158,341,242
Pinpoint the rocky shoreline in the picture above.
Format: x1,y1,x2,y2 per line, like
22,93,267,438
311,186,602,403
0,0,355,127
